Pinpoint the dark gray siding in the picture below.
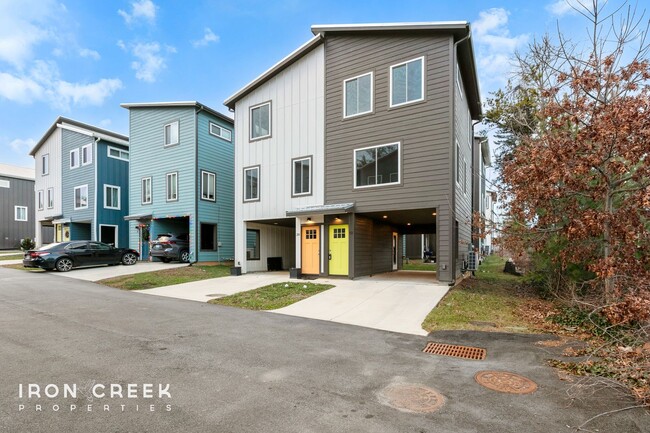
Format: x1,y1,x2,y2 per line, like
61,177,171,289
353,215,373,277
352,215,398,278
0,175,35,249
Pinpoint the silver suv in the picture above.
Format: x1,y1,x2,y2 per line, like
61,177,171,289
150,233,190,263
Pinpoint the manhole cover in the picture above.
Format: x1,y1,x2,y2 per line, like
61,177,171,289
377,383,445,414
474,371,538,394
422,342,486,360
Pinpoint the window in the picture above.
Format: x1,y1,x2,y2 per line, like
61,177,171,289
209,123,232,142
104,185,120,210
42,154,49,175
108,146,129,161
390,57,424,107
244,166,259,201
456,141,461,184
164,121,179,146
200,223,217,251
333,227,346,239
15,206,27,221
166,172,178,202
463,158,467,194
344,72,373,118
74,185,88,209
89,242,111,251
81,143,92,165
250,102,271,140
292,157,311,196
246,229,260,260
47,188,54,208
354,143,400,188
141,177,152,204
70,148,80,169
38,190,44,210
305,229,317,239
201,171,216,201
457,64,463,100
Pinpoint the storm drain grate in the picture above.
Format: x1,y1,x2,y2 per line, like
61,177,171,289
422,342,486,360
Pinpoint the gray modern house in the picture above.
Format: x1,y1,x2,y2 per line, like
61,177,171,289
0,163,37,249
226,21,481,282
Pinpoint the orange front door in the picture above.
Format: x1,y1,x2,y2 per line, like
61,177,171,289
301,226,320,275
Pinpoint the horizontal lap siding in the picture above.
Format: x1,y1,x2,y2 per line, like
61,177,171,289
97,141,129,247
61,129,95,233
0,176,35,249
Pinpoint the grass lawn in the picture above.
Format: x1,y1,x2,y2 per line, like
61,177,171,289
0,254,25,261
98,265,231,290
422,255,547,333
2,263,45,272
210,281,335,310
403,259,437,272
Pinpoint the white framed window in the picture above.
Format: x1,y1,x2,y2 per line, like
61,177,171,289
42,154,49,175
74,185,88,210
456,141,461,184
166,172,178,202
164,121,179,146
81,143,92,165
250,102,271,140
104,184,120,210
244,166,260,201
246,229,260,260
354,142,400,188
292,157,311,196
141,177,152,204
201,170,216,201
70,148,80,169
390,56,425,107
457,64,463,100
15,206,27,221
463,158,467,194
344,72,373,118
37,190,44,210
108,146,129,161
47,187,54,209
209,122,232,142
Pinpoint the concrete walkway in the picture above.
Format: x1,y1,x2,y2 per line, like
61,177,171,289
55,261,187,282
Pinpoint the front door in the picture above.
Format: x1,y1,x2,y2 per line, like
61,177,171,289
100,225,117,247
301,226,320,275
55,224,62,242
328,224,349,276
392,232,398,271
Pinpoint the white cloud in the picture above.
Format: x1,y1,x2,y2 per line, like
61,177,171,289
79,48,101,61
546,0,584,17
192,28,220,48
118,0,157,25
0,72,43,102
9,138,36,153
56,78,123,108
121,41,173,82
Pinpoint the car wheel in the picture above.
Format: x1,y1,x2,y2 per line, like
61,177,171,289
122,252,137,266
55,257,73,272
179,250,190,263
161,258,171,263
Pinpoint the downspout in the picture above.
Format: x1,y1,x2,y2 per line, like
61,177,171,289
471,120,481,251
450,30,471,285
93,136,100,242
192,104,206,266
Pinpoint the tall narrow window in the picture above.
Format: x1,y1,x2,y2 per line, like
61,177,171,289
42,154,49,175
141,177,152,204
354,143,400,188
164,121,179,146
201,170,216,201
344,72,373,118
47,187,54,208
456,142,461,184
74,185,88,210
104,185,120,210
15,206,27,221
37,190,44,210
244,166,259,201
81,143,92,165
246,229,260,260
250,102,271,140
209,123,232,142
457,64,463,100
390,57,424,107
70,148,80,169
166,172,178,201
292,157,311,196
463,158,467,194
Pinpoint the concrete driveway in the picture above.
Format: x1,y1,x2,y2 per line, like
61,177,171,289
54,261,187,282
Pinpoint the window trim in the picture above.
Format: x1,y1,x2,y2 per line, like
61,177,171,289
343,71,374,119
291,156,313,197
166,172,178,202
200,170,217,202
70,148,80,169
462,157,467,195
104,184,121,210
42,154,49,176
456,141,461,185
47,187,54,209
37,190,44,211
81,143,92,166
98,224,119,247
243,165,260,202
163,120,180,147
389,56,425,108
73,184,89,210
246,228,261,261
353,142,401,190
141,177,152,205
209,122,232,142
107,146,129,162
14,205,28,222
249,101,272,141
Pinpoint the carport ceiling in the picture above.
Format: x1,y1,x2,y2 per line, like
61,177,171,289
250,218,295,228
360,208,437,227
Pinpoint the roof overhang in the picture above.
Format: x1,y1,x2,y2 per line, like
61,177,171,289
286,203,355,217
120,101,233,125
124,214,153,221
30,117,129,156
52,218,71,225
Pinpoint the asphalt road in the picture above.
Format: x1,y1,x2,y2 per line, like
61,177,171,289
0,267,647,433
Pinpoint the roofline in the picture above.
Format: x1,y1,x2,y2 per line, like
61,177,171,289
29,117,129,156
0,163,35,181
224,35,323,108
311,21,469,34
120,101,233,124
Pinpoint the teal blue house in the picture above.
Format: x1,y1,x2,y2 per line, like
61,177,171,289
31,117,129,247
121,101,234,263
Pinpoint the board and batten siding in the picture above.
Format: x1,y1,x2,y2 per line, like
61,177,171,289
61,129,95,235
234,44,325,272
0,175,35,249
34,128,62,246
97,140,129,247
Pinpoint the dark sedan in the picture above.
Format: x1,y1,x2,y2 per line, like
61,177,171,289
23,241,139,272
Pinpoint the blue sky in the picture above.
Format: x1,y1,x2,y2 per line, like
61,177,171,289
0,0,600,168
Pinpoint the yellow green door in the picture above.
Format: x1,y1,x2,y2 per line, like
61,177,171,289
55,224,62,242
328,224,349,276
